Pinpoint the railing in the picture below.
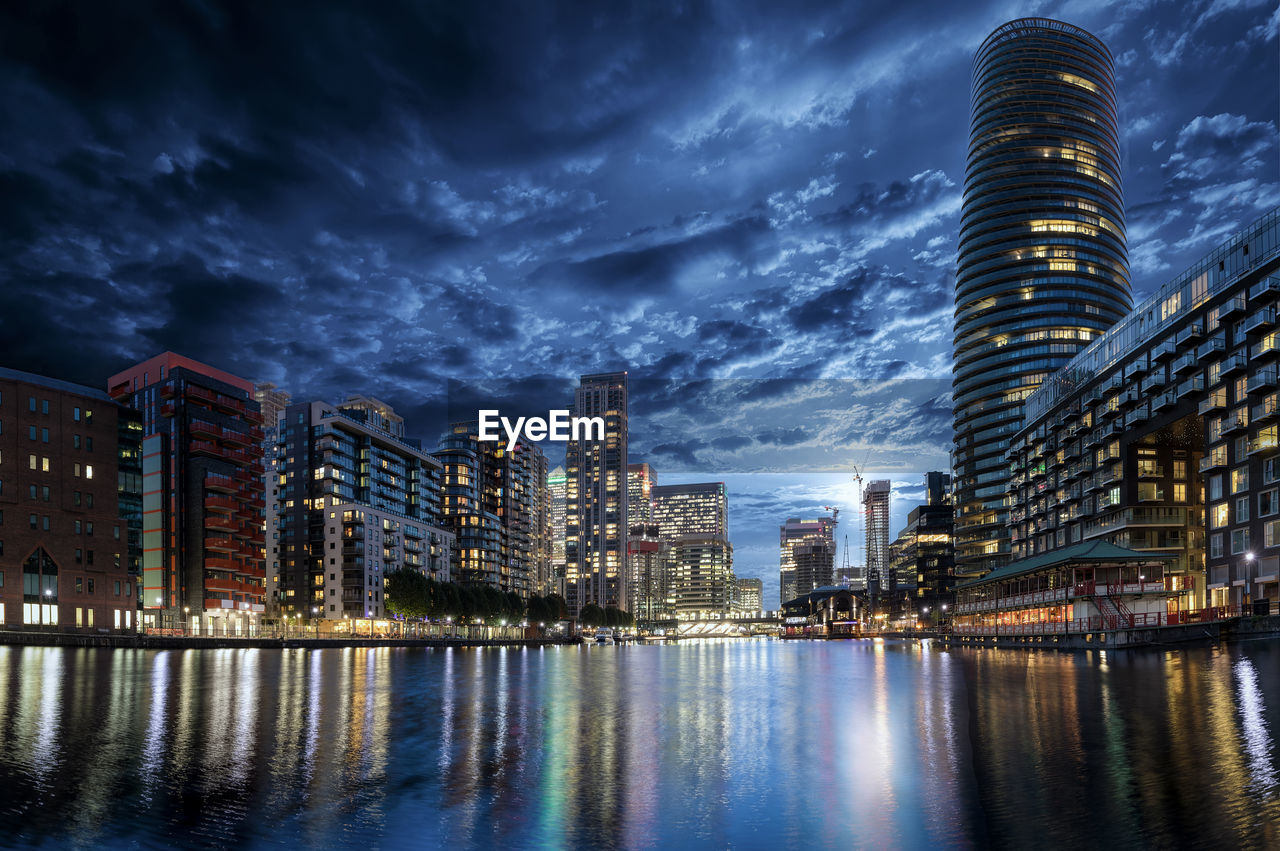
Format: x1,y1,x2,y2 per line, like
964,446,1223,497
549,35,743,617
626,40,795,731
950,606,1248,636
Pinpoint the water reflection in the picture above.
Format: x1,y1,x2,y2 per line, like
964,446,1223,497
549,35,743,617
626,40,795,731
0,639,1277,848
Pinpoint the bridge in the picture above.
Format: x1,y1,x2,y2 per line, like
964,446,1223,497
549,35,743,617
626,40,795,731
639,613,781,638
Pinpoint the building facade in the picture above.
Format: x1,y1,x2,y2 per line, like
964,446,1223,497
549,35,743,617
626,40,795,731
565,372,628,614
0,368,142,631
779,516,837,606
627,523,673,624
888,472,955,625
548,464,567,596
1009,209,1280,612
863,480,892,595
108,353,266,635
269,400,452,622
653,482,733,616
626,462,656,611
734,577,763,613
953,18,1131,581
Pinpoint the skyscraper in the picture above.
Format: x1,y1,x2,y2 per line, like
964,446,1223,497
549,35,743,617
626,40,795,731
953,18,1130,579
888,472,954,624
626,462,656,611
653,482,733,616
565,372,628,614
548,464,567,596
779,517,837,603
864,480,891,595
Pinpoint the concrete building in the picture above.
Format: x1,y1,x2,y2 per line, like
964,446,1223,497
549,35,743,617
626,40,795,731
653,482,733,616
779,516,837,606
734,577,763,613
864,480,892,597
888,472,956,625
1008,208,1280,613
253,382,291,435
433,421,545,596
0,368,143,631
267,399,452,622
627,523,673,624
108,353,266,635
953,18,1131,581
565,372,628,614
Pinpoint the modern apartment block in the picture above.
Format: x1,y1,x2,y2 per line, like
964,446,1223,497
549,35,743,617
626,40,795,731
653,482,733,616
0,368,142,631
268,399,452,621
953,18,1131,580
1008,208,1280,612
253,382,291,435
888,472,955,624
626,462,656,611
433,421,546,596
565,371,628,614
779,516,837,605
735,577,763,613
108,353,266,634
863,480,892,594
627,523,673,623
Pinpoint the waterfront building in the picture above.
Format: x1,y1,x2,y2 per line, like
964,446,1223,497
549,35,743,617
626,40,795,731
864,481,892,595
108,353,266,634
780,587,860,638
953,18,1131,581
735,577,763,613
433,421,544,596
253,383,291,435
627,523,673,624
653,482,734,616
626,462,656,611
0,368,143,631
565,372,628,614
1008,209,1280,612
779,516,837,606
548,464,567,596
887,472,956,624
269,399,452,621
793,540,835,599
951,541,1192,639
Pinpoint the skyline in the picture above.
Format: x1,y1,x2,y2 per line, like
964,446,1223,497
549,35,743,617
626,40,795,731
3,1,1279,604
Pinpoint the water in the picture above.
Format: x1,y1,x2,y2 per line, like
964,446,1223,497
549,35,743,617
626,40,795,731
1,638,1278,849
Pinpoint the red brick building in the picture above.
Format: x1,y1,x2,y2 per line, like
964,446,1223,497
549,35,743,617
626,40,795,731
0,368,143,631
108,353,265,635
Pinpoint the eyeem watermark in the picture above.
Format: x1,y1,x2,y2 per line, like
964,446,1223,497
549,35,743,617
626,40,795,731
477,409,605,443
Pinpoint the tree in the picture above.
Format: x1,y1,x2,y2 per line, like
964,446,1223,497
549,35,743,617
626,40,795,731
526,595,549,624
385,569,429,619
545,593,569,620
579,603,605,626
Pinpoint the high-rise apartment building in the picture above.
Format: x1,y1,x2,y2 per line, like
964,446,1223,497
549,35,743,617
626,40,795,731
548,464,567,596
433,421,547,596
565,372,628,614
108,352,266,634
0,368,143,631
653,482,733,616
864,481,892,595
626,462,656,611
779,516,837,605
627,523,673,623
953,18,1130,580
268,399,452,621
253,383,291,435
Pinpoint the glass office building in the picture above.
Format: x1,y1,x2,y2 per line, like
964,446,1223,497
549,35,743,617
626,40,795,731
953,18,1131,578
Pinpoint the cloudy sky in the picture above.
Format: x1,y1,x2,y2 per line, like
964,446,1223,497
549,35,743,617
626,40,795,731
3,0,1278,602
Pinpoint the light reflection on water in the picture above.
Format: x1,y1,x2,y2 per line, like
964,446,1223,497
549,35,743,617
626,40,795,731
0,639,1278,849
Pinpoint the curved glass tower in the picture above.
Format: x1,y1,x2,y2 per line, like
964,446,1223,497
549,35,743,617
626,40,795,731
953,18,1131,577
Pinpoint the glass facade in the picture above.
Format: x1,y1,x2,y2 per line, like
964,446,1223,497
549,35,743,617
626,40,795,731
953,18,1131,578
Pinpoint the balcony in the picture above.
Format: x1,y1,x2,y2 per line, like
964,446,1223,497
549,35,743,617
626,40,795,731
1177,375,1205,398
1249,276,1280,301
1176,323,1204,346
1222,412,1249,434
1196,337,1226,360
1102,464,1122,486
1252,395,1280,423
1124,404,1150,428
1136,464,1164,479
1153,391,1177,411
1244,307,1276,334
1252,336,1280,361
1137,488,1165,503
1248,368,1279,393
204,496,238,513
1220,296,1247,318
1151,340,1176,361
1199,452,1227,472
1221,354,1248,377
1141,372,1167,394
1119,387,1142,407
1123,357,1149,380
205,473,238,493
1105,373,1125,391
205,536,238,552
1172,353,1199,375
1248,435,1280,457
1199,391,1228,415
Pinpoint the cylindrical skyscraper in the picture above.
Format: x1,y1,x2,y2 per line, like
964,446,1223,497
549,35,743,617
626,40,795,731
953,19,1130,578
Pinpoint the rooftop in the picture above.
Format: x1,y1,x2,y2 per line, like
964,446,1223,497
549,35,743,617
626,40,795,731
956,540,1167,590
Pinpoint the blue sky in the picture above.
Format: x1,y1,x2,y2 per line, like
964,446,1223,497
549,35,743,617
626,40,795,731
2,0,1278,603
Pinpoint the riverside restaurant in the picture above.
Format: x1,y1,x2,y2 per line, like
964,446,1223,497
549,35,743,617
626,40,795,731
950,540,1199,637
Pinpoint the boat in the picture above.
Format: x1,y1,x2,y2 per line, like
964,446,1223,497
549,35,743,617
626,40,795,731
593,627,614,645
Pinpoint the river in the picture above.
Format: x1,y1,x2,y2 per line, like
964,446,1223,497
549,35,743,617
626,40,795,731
0,638,1277,849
